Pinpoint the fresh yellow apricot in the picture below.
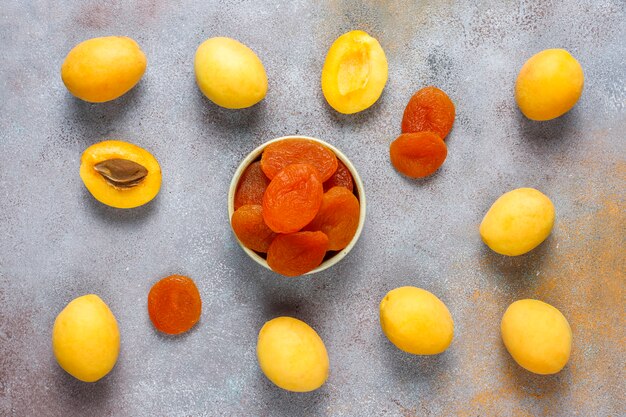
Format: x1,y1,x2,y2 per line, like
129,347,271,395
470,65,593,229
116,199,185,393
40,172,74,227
80,140,161,209
480,188,555,256
195,37,268,109
61,36,146,103
257,317,329,392
52,294,120,382
501,299,572,374
321,30,388,114
380,286,454,355
515,49,584,121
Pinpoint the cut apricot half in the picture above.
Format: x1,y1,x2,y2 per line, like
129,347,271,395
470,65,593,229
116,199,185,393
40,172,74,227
390,132,447,178
80,140,161,208
321,30,388,114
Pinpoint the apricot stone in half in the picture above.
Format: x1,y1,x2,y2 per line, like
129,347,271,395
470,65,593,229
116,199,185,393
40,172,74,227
321,30,388,114
80,140,161,209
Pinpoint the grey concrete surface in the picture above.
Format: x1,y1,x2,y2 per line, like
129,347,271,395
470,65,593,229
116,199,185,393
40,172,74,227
1,0,625,416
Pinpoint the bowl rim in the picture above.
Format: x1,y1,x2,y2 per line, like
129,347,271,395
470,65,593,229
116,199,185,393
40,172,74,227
228,135,366,276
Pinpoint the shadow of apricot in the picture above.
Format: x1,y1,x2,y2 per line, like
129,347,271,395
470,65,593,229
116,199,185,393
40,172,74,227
193,86,267,133
496,339,569,400
515,107,582,151
52,363,115,414
82,188,159,226
63,83,145,134
478,235,553,295
378,332,452,384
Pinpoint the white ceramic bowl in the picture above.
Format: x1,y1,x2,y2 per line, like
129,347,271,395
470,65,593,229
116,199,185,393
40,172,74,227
228,135,366,275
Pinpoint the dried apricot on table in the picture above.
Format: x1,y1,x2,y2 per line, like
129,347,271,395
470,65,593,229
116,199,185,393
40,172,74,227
261,138,338,182
231,204,277,253
401,87,455,139
234,161,271,210
262,163,324,233
390,132,447,178
304,187,360,251
323,159,354,193
267,231,329,276
148,275,202,335
321,30,388,114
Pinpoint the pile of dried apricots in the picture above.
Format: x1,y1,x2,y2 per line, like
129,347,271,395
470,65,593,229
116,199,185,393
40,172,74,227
232,138,360,276
52,27,585,394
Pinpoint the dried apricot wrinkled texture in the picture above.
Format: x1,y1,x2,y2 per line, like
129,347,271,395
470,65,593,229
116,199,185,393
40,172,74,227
305,187,360,251
234,161,270,210
148,275,202,335
267,231,329,276
323,159,354,193
231,204,277,253
401,87,455,139
262,163,324,233
390,132,447,178
261,139,338,182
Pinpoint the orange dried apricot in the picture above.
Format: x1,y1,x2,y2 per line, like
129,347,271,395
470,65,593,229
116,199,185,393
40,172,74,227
234,161,271,210
262,164,324,233
401,87,455,139
390,132,447,178
323,159,354,193
231,204,277,253
267,231,329,276
261,139,338,182
304,187,360,251
148,275,202,335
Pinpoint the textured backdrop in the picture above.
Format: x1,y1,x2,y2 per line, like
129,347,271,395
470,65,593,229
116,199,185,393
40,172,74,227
1,0,624,416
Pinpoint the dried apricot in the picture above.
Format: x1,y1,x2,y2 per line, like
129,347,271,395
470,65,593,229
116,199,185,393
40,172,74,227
262,164,324,233
267,231,329,276
231,204,277,253
148,275,202,335
323,159,354,193
261,139,338,182
304,187,360,251
390,132,447,178
401,87,455,139
234,161,271,210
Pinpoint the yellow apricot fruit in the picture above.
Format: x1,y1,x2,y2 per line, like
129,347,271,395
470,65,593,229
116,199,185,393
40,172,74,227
52,294,120,382
501,299,572,374
80,140,161,209
61,36,146,103
480,188,555,256
515,49,584,121
257,317,329,392
321,30,388,114
380,286,454,355
194,37,268,109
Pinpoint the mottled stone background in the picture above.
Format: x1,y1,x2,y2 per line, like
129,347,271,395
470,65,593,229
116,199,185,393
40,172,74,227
1,0,624,416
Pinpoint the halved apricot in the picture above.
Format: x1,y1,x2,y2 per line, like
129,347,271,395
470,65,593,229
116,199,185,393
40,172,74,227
321,30,388,114
231,204,277,253
304,187,360,251
389,132,447,178
267,231,329,277
262,164,323,233
80,140,161,208
261,138,338,182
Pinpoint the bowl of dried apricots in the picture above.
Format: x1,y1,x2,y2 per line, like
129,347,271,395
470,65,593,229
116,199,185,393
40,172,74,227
228,136,366,277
